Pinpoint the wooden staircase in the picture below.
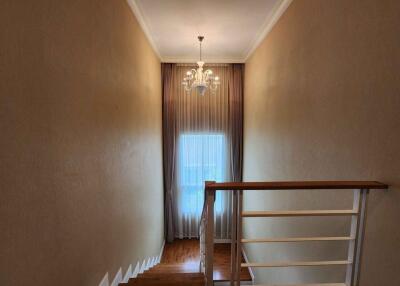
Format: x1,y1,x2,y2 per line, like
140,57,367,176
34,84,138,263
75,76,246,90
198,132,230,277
120,263,205,286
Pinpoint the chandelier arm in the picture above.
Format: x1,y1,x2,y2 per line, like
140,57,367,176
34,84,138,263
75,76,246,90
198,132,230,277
204,69,213,76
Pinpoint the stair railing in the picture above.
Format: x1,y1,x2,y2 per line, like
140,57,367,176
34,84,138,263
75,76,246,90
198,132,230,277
200,181,388,286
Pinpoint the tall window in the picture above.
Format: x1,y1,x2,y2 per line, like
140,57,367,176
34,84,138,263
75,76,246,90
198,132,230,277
178,133,226,216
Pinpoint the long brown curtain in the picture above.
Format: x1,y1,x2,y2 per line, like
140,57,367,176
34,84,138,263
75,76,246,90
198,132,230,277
162,63,243,242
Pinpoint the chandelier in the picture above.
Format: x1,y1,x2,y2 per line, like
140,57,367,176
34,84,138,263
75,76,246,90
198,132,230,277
182,36,220,96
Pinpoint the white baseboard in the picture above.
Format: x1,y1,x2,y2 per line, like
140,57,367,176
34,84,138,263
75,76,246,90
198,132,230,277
158,240,165,263
122,264,132,283
110,268,122,286
99,240,165,286
99,273,109,286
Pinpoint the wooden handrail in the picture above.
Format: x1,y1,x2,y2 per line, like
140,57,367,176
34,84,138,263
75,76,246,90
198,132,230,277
205,180,388,190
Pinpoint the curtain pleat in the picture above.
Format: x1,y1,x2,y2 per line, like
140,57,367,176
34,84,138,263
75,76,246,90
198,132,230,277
229,64,244,182
162,63,244,241
162,64,176,243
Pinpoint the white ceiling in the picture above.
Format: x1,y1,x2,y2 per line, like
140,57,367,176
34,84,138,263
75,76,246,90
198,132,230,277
127,0,292,63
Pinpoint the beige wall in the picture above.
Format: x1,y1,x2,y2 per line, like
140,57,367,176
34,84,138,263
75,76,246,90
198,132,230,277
0,1,163,285
243,0,400,285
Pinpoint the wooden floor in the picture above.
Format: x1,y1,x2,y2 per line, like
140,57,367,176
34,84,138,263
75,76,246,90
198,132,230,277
161,239,252,282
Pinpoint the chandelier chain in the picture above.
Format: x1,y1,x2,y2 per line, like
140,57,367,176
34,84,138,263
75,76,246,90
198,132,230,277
200,40,202,61
198,35,204,61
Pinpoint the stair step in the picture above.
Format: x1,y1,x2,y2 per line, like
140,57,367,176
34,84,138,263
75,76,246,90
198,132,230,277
138,272,203,278
145,264,199,273
126,272,205,286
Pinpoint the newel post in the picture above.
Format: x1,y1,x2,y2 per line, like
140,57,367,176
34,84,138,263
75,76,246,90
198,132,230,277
205,181,216,286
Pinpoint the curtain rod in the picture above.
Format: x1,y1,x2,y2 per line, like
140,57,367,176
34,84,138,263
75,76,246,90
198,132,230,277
175,63,230,67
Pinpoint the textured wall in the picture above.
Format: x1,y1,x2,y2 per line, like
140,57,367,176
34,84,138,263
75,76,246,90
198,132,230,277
243,0,400,285
0,0,163,285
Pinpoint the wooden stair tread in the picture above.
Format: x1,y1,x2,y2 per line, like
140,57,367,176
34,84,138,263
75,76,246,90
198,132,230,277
126,272,205,286
135,275,204,281
144,264,200,274
124,262,205,286
138,272,203,278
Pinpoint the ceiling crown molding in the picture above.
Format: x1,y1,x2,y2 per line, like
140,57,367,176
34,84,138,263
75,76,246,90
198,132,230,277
126,0,161,60
162,57,245,64
243,0,293,61
127,0,292,63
